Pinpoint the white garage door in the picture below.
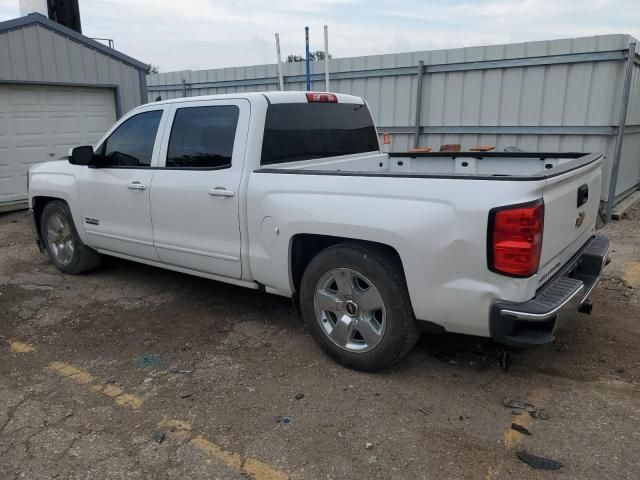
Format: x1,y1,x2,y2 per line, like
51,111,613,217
0,84,117,209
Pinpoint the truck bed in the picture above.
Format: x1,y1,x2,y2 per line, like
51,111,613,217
256,151,602,181
250,147,604,336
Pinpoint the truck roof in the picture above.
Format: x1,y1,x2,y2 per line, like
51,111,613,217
149,91,365,106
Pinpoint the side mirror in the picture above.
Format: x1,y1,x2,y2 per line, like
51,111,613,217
69,145,95,166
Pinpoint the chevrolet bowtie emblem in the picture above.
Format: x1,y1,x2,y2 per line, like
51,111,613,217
575,211,585,228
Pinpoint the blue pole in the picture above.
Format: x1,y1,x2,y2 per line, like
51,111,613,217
305,26,311,91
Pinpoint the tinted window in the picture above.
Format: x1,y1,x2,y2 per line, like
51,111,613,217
166,106,239,169
261,103,379,165
98,110,162,167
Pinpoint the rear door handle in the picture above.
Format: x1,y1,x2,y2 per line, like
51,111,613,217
208,187,235,197
128,181,147,191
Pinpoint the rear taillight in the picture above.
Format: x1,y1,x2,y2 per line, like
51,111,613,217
488,200,544,277
306,92,338,103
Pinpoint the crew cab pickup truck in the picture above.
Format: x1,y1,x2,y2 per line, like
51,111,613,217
28,91,610,371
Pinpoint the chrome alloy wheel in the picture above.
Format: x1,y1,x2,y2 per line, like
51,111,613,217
46,213,75,265
313,268,386,352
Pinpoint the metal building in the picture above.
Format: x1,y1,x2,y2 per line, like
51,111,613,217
148,34,640,213
0,13,148,212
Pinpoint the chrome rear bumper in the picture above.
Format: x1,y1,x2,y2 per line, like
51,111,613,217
490,233,610,347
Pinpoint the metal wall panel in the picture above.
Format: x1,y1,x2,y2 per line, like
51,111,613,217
147,34,640,203
0,24,144,113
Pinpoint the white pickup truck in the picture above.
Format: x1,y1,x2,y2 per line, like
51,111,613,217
28,91,610,371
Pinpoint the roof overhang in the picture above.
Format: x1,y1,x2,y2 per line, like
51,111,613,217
0,12,148,71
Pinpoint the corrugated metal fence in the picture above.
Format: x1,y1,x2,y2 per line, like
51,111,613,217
147,34,640,208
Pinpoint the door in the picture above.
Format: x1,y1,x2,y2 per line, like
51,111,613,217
150,99,250,278
78,108,166,260
0,84,116,208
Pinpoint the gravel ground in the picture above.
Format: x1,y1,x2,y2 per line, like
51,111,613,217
1,205,639,480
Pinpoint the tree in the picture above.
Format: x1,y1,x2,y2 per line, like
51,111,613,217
312,51,331,61
286,51,332,63
146,64,160,75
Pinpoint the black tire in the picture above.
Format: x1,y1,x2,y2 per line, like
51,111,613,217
299,243,419,372
41,200,101,275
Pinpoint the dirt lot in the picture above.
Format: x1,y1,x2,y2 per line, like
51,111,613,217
1,205,639,480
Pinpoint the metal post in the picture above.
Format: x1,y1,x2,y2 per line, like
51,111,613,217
305,26,311,91
181,78,187,97
275,33,285,91
413,61,424,149
324,25,330,91
605,41,636,222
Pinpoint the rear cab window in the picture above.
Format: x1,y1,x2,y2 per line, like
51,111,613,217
261,102,379,165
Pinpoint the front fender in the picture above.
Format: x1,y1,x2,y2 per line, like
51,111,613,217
29,162,88,244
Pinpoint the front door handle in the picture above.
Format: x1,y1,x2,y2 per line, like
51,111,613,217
208,187,235,198
128,181,147,191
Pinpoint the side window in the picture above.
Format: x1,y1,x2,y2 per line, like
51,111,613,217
166,105,239,169
98,110,162,167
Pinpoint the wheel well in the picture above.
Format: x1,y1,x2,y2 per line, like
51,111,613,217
290,234,405,295
32,196,64,236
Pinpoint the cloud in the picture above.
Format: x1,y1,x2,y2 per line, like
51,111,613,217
1,0,639,72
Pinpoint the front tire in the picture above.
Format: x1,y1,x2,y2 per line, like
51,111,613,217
41,200,101,275
299,243,419,371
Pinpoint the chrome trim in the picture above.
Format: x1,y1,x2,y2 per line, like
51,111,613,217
208,187,235,197
85,232,241,262
581,276,600,302
499,233,610,321
500,283,585,321
154,243,240,262
127,182,147,190
85,230,154,247
94,248,253,288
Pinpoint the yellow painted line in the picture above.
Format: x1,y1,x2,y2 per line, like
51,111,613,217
485,389,549,478
49,361,143,411
485,465,500,480
103,385,124,397
10,341,285,477
158,418,193,441
623,261,640,288
243,457,289,480
115,393,143,410
48,361,95,384
99,384,143,411
503,390,547,448
159,419,288,480
46,360,284,477
190,435,242,470
503,408,536,449
8,340,35,353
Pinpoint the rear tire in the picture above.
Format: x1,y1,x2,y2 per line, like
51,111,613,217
299,243,419,371
41,200,101,275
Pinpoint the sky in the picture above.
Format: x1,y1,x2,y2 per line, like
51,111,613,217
2,0,640,73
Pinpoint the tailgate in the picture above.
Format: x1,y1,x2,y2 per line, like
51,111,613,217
537,157,603,286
